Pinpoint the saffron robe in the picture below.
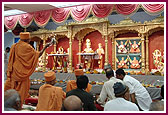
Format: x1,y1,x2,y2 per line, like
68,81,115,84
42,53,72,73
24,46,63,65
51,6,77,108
4,40,40,105
36,84,66,111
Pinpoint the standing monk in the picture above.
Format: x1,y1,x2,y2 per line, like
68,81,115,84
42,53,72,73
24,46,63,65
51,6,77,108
4,32,51,105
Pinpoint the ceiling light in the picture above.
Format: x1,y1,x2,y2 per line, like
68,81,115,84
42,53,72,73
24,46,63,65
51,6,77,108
4,9,27,16
49,3,83,8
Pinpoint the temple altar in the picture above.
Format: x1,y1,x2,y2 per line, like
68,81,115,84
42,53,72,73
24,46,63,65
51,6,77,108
30,15,164,75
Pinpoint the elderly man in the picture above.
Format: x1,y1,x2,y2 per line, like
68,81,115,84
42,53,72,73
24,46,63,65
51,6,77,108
66,69,92,92
4,89,21,111
66,75,97,111
116,68,152,111
36,71,66,111
62,95,83,111
4,32,52,106
104,82,139,111
97,68,124,105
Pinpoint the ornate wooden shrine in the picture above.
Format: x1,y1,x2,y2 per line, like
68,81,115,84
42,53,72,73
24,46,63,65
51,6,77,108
30,15,164,74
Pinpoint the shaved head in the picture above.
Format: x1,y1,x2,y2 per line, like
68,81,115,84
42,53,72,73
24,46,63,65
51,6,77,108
4,89,21,111
62,95,83,111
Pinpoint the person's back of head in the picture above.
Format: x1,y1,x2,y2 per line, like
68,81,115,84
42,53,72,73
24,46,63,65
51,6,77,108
113,82,129,100
44,71,56,86
115,68,126,80
62,95,83,111
5,47,10,53
149,101,164,111
4,89,21,111
76,75,89,90
106,68,114,79
104,63,112,72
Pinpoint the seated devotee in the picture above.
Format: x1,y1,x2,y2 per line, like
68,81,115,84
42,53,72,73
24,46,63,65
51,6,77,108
96,68,124,106
129,40,140,53
130,57,141,69
154,85,164,101
117,57,128,69
116,68,152,111
116,41,127,53
62,95,83,111
66,69,92,93
36,71,66,111
96,43,104,69
4,89,21,111
66,75,97,111
104,82,139,111
149,101,164,111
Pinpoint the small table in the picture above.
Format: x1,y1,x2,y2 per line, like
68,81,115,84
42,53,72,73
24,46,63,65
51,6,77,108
48,53,69,70
77,53,96,70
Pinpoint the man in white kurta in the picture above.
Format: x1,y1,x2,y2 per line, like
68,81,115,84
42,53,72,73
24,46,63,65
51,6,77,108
104,82,139,111
97,69,124,105
116,68,152,111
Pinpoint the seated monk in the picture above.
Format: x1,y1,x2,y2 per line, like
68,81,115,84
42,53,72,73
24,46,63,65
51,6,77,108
130,41,140,53
117,57,128,69
117,41,127,53
66,69,92,93
130,57,141,69
36,71,66,111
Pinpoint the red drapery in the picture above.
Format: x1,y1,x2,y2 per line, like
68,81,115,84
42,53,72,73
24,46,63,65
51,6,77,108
52,7,70,23
141,4,164,14
4,4,164,30
18,13,34,28
4,15,18,30
70,4,91,21
92,4,113,18
34,10,51,27
115,4,139,15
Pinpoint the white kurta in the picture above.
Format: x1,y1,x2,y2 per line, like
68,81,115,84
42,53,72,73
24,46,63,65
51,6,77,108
97,77,124,105
104,98,139,111
123,75,152,111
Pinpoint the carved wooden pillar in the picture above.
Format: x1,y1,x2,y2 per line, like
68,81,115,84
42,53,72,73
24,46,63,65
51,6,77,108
54,43,57,53
42,35,46,71
141,34,145,73
111,35,115,70
68,26,73,72
78,39,82,64
53,41,57,70
104,35,108,65
145,34,149,74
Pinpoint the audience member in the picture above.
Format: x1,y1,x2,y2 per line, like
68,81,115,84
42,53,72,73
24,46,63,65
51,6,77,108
4,89,21,111
66,75,97,111
36,71,66,111
149,101,164,111
116,68,152,111
155,85,164,101
62,95,83,111
4,47,10,80
66,69,92,92
97,68,124,105
4,32,51,106
104,82,139,111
